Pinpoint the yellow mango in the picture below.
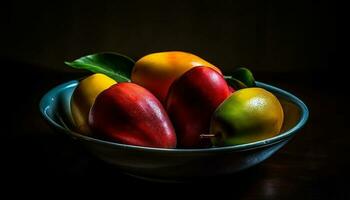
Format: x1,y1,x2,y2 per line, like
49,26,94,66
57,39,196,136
70,73,116,135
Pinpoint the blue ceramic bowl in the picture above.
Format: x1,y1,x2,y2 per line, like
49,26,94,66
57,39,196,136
39,80,308,181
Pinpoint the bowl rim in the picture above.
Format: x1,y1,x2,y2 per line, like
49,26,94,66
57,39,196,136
39,80,309,153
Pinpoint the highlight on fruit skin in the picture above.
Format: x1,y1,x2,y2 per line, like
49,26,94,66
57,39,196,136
70,73,116,135
210,87,284,146
131,51,222,102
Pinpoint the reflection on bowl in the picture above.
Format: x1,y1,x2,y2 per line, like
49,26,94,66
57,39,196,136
39,80,308,181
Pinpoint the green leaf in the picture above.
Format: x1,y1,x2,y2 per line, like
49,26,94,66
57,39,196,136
65,52,135,82
230,67,256,87
224,76,247,90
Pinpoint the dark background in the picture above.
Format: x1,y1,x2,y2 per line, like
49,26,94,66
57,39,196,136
4,0,344,199
5,0,335,74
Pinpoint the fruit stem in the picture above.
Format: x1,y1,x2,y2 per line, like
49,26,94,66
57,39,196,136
200,134,216,139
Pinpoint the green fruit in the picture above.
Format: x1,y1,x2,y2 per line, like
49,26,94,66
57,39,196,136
230,67,256,87
210,88,284,146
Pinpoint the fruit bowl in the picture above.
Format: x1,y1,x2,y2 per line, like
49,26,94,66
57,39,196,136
39,80,308,181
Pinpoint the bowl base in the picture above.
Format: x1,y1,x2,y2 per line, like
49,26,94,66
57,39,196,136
122,172,189,183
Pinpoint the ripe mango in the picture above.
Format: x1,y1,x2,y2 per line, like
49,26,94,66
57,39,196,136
131,51,221,102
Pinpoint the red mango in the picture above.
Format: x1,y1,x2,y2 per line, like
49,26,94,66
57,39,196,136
166,67,232,148
89,83,177,148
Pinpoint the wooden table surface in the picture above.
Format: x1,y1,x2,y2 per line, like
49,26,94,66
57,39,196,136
7,61,349,199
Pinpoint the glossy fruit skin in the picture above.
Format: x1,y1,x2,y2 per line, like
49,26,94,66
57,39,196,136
71,73,116,135
131,51,222,102
166,67,231,148
210,88,284,146
89,82,177,148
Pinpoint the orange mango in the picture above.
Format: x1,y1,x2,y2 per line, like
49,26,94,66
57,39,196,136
131,51,221,102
